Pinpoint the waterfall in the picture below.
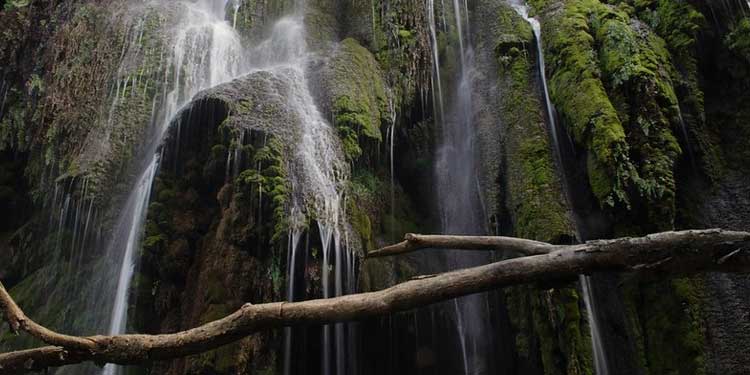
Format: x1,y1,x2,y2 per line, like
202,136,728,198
508,1,610,373
283,230,303,375
103,160,157,350
386,93,397,241
580,275,610,375
232,0,243,29
96,1,354,374
427,0,445,121
428,0,495,373
101,2,244,374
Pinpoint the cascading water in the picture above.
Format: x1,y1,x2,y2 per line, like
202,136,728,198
242,8,355,375
428,0,495,373
507,1,610,373
427,0,445,122
104,161,157,344
95,1,355,374
580,275,610,375
101,1,243,374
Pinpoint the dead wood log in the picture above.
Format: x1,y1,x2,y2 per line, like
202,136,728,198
1,229,748,374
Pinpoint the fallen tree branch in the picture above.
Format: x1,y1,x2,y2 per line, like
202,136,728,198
1,229,749,373
367,233,556,257
0,283,97,351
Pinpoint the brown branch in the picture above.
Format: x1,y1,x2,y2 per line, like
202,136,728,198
0,283,97,351
367,233,556,257
1,229,749,374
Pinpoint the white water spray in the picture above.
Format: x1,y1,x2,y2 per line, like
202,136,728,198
98,2,352,375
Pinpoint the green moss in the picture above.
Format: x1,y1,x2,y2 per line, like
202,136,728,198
532,0,636,209
10,4,170,205
347,192,375,251
594,5,683,229
726,18,750,63
369,0,431,115
237,136,289,242
506,285,593,375
329,38,389,161
622,277,707,375
494,5,574,243
514,137,572,241
530,0,686,231
646,4,719,179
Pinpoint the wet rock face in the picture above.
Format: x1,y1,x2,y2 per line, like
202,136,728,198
472,3,595,374
138,75,295,374
693,173,750,375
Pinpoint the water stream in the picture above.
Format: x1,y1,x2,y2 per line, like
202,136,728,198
428,0,495,373
507,2,610,373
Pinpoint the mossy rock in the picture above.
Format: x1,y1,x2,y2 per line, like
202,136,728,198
489,2,574,242
322,37,391,162
530,0,688,231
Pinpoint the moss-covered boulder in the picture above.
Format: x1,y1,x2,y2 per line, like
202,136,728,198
318,38,390,162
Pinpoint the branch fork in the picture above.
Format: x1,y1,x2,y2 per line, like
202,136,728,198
1,229,749,373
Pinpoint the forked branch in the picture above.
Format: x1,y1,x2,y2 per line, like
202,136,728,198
1,229,749,374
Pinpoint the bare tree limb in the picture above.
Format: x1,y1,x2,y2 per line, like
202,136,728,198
1,229,749,374
367,233,555,257
0,283,97,351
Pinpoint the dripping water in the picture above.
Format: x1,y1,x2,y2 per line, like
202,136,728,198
102,161,157,375
232,0,243,29
246,8,355,375
283,231,303,375
580,275,609,375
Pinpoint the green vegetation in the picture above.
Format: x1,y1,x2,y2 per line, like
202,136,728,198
328,38,390,161
493,5,573,243
621,277,707,375
528,0,686,231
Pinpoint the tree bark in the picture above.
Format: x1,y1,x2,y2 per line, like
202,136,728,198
1,229,749,374
367,233,555,257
